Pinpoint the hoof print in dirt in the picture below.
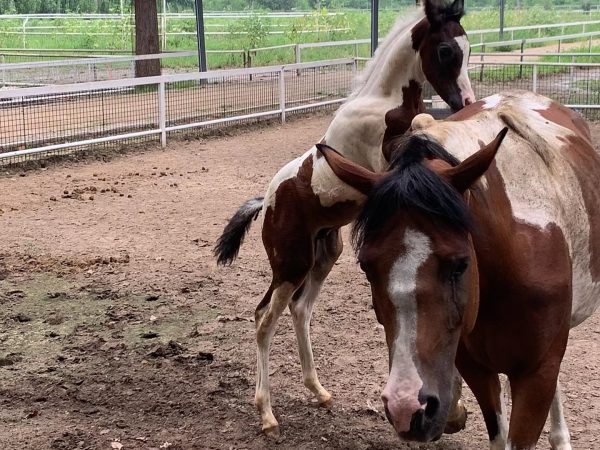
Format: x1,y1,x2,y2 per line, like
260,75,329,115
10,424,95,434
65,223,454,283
0,353,22,367
12,313,31,323
145,294,160,302
174,351,214,366
47,292,68,300
140,331,160,339
147,340,186,358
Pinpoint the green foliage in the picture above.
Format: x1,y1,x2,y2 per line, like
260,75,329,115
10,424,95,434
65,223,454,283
0,0,14,14
3,5,600,70
256,0,297,10
15,0,40,14
227,14,270,50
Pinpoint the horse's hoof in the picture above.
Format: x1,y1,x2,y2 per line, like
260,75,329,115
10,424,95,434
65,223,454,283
318,396,333,409
263,423,280,439
444,405,467,434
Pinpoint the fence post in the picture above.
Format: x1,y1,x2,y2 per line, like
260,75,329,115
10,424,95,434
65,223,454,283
532,64,538,93
557,39,561,63
479,44,485,82
159,81,167,148
519,39,525,78
570,56,575,77
295,44,301,77
279,67,286,124
1,54,5,88
22,17,29,49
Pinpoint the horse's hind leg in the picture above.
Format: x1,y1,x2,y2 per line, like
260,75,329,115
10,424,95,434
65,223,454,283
254,281,297,437
548,380,572,450
289,229,343,407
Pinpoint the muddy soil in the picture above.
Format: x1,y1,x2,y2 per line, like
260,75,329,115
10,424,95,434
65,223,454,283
0,115,599,450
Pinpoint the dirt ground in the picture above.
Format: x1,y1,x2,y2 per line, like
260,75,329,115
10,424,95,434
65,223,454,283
0,114,599,450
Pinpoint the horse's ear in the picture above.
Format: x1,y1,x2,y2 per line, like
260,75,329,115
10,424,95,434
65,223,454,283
448,0,465,22
444,127,508,193
425,0,465,27
424,0,445,27
315,144,383,196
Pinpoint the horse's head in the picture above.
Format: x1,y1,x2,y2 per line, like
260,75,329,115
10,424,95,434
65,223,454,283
414,0,474,111
316,127,507,442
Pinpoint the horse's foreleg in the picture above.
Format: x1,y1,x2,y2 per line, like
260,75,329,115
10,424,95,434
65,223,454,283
255,282,296,438
548,380,571,450
506,362,562,450
289,229,343,407
455,344,508,450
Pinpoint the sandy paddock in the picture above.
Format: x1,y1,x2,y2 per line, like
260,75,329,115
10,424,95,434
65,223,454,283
0,114,599,449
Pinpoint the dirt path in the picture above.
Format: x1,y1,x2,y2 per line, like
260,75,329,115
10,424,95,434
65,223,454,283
470,39,600,64
0,114,599,450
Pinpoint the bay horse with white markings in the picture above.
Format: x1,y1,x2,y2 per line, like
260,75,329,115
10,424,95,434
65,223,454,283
214,0,475,437
317,90,599,449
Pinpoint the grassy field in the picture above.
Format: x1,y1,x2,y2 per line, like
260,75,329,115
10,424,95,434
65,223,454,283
1,7,600,68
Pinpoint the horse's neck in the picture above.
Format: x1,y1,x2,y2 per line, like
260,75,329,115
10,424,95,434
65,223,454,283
353,13,425,102
324,12,425,172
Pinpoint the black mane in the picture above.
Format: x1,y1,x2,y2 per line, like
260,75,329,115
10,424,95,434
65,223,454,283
352,134,473,250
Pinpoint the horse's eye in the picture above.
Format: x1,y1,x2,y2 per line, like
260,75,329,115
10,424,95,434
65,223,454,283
438,44,454,64
450,258,469,280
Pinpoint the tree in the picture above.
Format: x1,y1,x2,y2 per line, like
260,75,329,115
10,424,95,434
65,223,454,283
133,0,161,77
0,0,15,14
15,0,40,13
256,0,296,10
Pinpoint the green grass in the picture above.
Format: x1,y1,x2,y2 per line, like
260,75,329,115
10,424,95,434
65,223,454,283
1,7,600,68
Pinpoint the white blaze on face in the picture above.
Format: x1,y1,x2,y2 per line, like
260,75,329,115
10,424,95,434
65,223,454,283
453,35,475,106
381,228,432,432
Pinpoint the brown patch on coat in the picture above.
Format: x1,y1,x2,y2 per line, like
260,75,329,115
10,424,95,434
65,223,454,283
447,100,486,122
382,80,426,162
557,134,600,281
535,102,592,143
262,154,361,287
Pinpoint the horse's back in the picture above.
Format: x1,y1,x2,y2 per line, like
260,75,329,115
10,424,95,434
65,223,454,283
414,90,600,326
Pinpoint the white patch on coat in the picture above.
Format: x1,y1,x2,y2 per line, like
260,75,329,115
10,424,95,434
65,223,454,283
490,377,509,449
311,151,367,207
454,35,475,105
382,228,431,421
263,148,313,210
483,94,503,110
549,381,572,450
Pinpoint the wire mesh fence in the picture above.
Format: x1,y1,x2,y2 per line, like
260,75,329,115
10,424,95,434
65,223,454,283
0,59,599,164
469,61,600,119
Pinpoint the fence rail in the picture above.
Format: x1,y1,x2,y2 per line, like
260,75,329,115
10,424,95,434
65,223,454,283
3,22,600,87
1,58,599,163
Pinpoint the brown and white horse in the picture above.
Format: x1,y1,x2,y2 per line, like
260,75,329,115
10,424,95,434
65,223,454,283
317,90,599,449
214,0,475,437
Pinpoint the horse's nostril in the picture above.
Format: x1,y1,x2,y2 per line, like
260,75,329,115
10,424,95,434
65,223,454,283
424,395,440,419
465,97,473,106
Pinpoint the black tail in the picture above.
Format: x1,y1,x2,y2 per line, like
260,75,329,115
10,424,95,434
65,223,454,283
214,197,264,266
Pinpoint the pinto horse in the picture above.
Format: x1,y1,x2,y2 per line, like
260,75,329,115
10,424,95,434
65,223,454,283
214,0,475,437
317,90,599,449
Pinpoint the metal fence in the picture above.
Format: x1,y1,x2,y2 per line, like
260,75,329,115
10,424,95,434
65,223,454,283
3,16,600,76
0,59,355,163
1,59,599,164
